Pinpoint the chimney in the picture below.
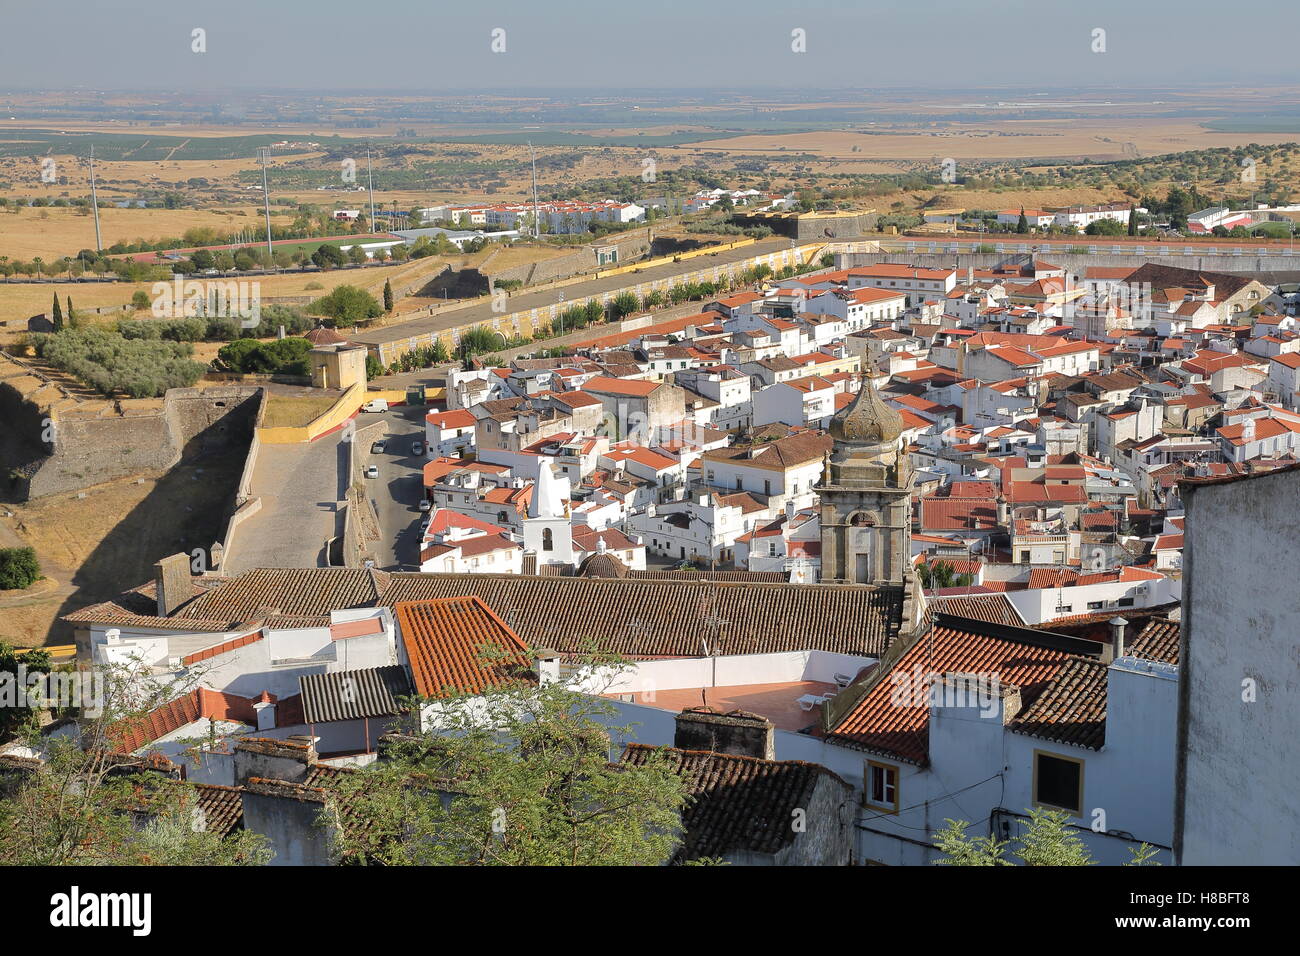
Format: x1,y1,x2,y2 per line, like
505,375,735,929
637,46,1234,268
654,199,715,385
154,552,194,617
785,498,797,522
673,708,775,760
535,648,562,686
252,691,278,731
996,495,1009,526
233,736,317,786
1104,616,1129,663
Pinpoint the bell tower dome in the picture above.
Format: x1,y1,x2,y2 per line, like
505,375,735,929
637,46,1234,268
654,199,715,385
817,375,913,585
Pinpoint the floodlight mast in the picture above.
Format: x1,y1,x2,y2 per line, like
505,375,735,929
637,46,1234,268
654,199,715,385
88,144,103,252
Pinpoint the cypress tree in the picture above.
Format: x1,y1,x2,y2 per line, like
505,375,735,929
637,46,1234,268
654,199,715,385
383,279,394,313
51,293,63,332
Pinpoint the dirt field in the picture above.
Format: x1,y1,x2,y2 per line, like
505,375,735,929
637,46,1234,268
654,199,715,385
0,204,296,260
690,120,1300,162
0,457,243,647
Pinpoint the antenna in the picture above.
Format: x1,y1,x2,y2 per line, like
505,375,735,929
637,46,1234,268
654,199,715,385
258,146,274,260
88,144,102,252
529,141,540,239
366,146,377,235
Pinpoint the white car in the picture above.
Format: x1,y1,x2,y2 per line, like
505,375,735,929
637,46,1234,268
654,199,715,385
364,465,379,479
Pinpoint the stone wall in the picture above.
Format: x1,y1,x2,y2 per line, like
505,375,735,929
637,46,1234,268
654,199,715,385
19,386,261,499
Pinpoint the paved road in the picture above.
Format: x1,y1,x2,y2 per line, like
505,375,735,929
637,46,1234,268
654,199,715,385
351,236,802,351
224,434,347,572
361,404,428,571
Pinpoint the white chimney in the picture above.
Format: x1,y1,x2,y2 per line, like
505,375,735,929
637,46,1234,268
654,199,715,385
105,628,121,645
535,649,562,686
253,700,277,731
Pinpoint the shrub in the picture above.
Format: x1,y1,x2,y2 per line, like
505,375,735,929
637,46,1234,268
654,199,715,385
0,547,40,590
216,336,313,376
31,327,206,398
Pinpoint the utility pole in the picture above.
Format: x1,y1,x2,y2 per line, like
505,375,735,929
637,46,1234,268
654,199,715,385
529,141,540,239
88,144,103,252
258,147,274,260
366,146,378,235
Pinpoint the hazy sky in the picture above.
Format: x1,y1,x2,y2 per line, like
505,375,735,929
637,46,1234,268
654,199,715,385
1,0,1297,91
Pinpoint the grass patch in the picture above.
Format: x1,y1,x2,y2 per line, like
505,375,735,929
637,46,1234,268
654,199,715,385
261,394,338,429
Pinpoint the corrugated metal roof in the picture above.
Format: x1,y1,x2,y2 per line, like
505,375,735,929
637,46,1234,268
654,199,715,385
300,665,412,724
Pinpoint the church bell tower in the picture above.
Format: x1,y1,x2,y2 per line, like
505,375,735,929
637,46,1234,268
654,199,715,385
817,374,913,585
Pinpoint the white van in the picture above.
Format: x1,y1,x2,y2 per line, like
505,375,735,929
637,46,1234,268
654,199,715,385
361,399,389,413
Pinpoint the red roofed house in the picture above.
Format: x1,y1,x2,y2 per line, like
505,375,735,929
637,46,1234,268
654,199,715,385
824,613,1178,865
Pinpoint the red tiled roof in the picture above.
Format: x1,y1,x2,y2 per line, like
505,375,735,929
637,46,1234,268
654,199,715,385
394,596,534,699
826,621,1077,763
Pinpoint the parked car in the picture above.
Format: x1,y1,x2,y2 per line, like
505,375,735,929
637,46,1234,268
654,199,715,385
364,465,379,479
410,441,425,457
371,440,386,454
418,499,432,512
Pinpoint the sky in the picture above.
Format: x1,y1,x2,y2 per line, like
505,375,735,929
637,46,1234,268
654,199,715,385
0,0,1297,92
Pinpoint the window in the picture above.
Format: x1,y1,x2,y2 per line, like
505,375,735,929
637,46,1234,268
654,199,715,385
1034,751,1084,815
542,528,553,552
866,762,899,812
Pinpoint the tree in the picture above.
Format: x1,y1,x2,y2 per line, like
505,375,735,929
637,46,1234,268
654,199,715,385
1016,208,1029,234
51,293,63,332
0,644,49,741
0,546,41,590
318,662,688,866
309,285,383,326
383,279,394,314
934,808,1161,866
131,290,151,311
311,244,347,270
65,296,76,327
1086,218,1126,237
0,663,271,865
610,290,640,320
1127,205,1137,236
917,560,972,590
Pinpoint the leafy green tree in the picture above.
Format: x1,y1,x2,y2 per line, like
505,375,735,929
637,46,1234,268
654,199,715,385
1086,218,1126,237
1127,206,1137,236
610,290,641,320
383,279,394,313
311,244,347,270
310,285,383,326
131,289,152,311
319,669,687,866
1016,208,1029,234
917,560,973,590
934,808,1161,866
0,547,41,590
0,643,50,741
51,293,63,332
0,665,271,865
